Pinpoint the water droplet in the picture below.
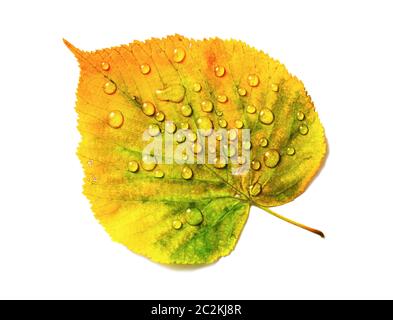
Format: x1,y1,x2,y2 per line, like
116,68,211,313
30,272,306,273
208,145,216,154
297,111,305,121
259,108,274,125
172,220,183,230
250,183,262,196
154,169,165,178
260,137,269,147
235,120,244,129
218,119,228,128
180,122,189,130
286,147,296,156
201,100,213,113
246,105,256,114
223,143,237,158
103,81,117,95
247,74,259,87
181,166,193,180
237,87,247,96
107,110,124,128
185,208,204,226
155,111,165,122
215,132,223,141
271,83,279,92
155,85,185,103
215,109,223,116
193,83,202,92
140,63,151,75
101,62,110,71
251,159,261,171
187,131,197,142
148,124,161,136
217,94,228,103
181,104,193,117
243,141,252,150
214,157,227,169
263,149,281,168
141,155,157,171
175,132,186,143
165,122,177,134
192,142,203,154
299,124,309,135
214,65,225,77
228,129,237,141
237,155,246,165
197,117,213,136
142,101,155,116
128,160,139,173
182,153,188,161
173,47,186,63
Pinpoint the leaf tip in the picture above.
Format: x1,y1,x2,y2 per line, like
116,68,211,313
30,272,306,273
63,38,81,56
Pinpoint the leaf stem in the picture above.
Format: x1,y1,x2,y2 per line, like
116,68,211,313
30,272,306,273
254,203,325,238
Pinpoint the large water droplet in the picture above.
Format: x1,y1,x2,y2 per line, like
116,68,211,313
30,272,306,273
286,147,296,156
181,104,193,117
140,63,151,75
155,111,165,122
173,47,186,63
235,120,244,129
141,155,157,171
103,81,117,95
264,149,281,168
259,108,274,125
185,208,204,226
193,83,202,92
128,160,139,173
297,111,305,121
181,166,193,180
243,141,252,150
217,94,228,103
237,87,247,96
101,62,110,71
271,83,279,92
246,105,256,114
214,65,225,77
201,100,213,113
197,116,213,136
156,85,185,103
165,122,177,134
260,137,269,147
107,110,124,128
251,159,261,171
247,74,259,87
172,220,183,230
250,183,262,196
148,124,161,136
299,124,309,135
142,101,155,116
175,132,186,144
154,169,165,178
218,119,228,128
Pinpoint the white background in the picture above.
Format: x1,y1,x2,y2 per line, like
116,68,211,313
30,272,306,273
1,0,393,299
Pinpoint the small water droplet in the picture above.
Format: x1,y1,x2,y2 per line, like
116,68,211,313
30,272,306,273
155,111,165,122
214,65,225,77
235,120,244,129
175,132,186,143
243,141,252,150
215,132,223,141
259,108,274,125
218,119,228,128
246,105,256,114
173,47,186,63
141,155,157,171
297,111,305,121
181,166,193,180
237,87,247,96
208,145,216,154
140,63,151,75
172,220,183,230
142,101,155,116
182,153,188,161
154,169,165,178
103,81,117,95
228,129,237,141
271,83,279,92
247,74,259,87
214,157,227,169
128,160,139,173
187,131,197,142
197,117,213,136
215,109,223,116
181,104,193,117
217,94,228,103
185,208,204,226
101,62,110,71
286,147,296,156
223,143,237,158
156,85,185,103
251,159,261,171
263,149,281,168
299,124,309,135
148,124,161,136
201,100,213,113
260,137,269,147
193,83,202,92
165,122,177,134
107,110,124,128
237,155,246,165
180,122,189,130
192,142,203,154
250,183,262,196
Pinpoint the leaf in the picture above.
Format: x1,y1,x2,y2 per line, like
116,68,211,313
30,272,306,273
64,35,327,265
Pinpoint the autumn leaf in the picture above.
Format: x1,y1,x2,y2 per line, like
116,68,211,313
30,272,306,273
64,35,327,265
